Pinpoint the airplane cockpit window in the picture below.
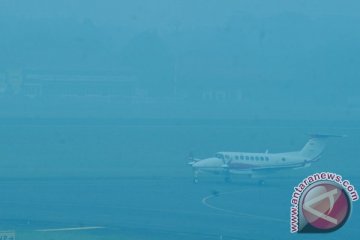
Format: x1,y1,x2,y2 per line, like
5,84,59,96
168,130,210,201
215,153,224,159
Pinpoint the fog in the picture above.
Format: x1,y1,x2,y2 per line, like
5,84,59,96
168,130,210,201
0,1,359,239
1,1,360,120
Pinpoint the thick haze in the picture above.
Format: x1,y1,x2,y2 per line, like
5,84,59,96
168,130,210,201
0,0,359,120
0,2,359,239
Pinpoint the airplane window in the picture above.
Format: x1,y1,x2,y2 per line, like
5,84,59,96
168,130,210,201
265,156,270,161
250,156,254,161
255,156,259,161
245,156,249,160
240,155,244,160
282,157,286,161
260,156,264,161
235,155,239,160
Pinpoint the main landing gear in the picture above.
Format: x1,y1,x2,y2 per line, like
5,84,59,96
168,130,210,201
224,176,232,183
224,171,232,183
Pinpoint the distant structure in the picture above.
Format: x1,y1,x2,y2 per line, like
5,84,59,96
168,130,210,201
0,70,139,100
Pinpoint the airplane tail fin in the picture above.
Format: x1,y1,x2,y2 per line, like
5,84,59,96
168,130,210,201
300,134,344,160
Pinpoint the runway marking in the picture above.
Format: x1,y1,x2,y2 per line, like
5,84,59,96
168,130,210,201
201,190,287,223
35,226,105,232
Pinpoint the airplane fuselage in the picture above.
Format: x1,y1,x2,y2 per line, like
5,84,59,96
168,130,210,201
193,151,311,175
189,134,336,183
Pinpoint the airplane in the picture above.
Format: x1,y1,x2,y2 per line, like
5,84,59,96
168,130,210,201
188,134,343,184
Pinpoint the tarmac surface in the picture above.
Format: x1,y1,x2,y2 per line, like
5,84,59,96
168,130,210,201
0,122,359,239
0,176,359,240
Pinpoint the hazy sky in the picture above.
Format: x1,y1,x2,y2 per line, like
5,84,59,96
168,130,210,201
1,0,359,120
1,0,359,30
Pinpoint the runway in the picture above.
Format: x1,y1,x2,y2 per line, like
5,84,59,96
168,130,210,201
0,123,359,239
0,176,359,240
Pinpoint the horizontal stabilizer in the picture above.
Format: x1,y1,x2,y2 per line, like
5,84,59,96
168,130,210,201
308,134,346,139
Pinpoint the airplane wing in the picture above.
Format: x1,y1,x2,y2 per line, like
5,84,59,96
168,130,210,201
251,162,307,172
249,163,308,178
308,134,346,138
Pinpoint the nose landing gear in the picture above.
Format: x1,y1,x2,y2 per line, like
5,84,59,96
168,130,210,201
193,169,199,184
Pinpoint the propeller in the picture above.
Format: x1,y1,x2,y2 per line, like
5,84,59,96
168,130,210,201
188,152,201,166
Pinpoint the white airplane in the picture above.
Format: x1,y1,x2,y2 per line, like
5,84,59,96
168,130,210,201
188,134,342,184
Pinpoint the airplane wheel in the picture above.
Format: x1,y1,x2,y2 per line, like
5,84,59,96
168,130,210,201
193,178,199,184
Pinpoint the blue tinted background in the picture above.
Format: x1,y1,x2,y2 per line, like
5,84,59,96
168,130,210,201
0,1,359,239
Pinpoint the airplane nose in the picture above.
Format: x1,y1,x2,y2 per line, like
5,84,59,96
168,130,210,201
192,161,202,168
192,158,223,168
